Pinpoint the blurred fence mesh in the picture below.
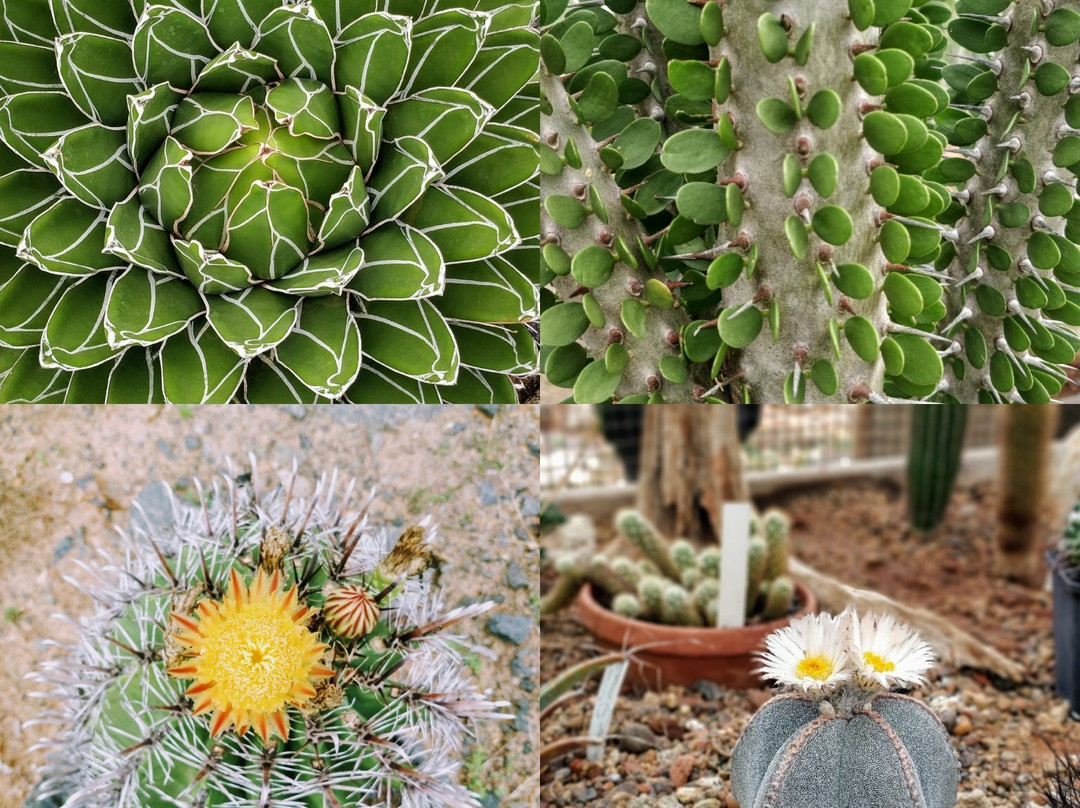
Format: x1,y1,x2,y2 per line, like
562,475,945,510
540,406,999,491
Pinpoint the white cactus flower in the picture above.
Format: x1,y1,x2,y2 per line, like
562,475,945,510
756,611,852,695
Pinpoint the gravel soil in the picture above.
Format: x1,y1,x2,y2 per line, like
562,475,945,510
0,404,540,808
540,479,1079,808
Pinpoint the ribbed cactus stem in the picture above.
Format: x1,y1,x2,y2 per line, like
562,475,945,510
586,555,637,596
709,0,888,403
613,592,643,619
763,509,790,579
907,404,967,533
637,574,665,620
746,535,768,614
541,557,586,615
661,582,701,626
761,575,795,620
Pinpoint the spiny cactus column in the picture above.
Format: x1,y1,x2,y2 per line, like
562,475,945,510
907,403,968,533
941,0,1080,403
29,468,506,808
540,36,707,403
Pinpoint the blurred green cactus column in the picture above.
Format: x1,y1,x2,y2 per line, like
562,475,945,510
0,0,539,404
907,403,967,533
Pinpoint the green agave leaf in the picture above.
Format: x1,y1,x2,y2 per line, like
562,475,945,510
442,124,537,197
267,242,364,296
459,28,538,112
266,78,340,140
170,93,258,154
127,82,184,172
367,136,443,227
493,177,538,240
0,348,70,402
203,0,281,49
139,136,194,232
191,44,281,94
56,33,141,127
222,180,311,281
159,320,246,403
252,3,335,84
2,0,59,46
0,170,64,247
334,14,412,106
358,297,459,384
40,273,120,369
274,294,362,399
0,42,62,94
410,184,518,262
338,86,386,174
438,366,518,404
243,354,331,403
204,285,300,358
348,223,443,300
104,194,183,276
19,198,126,275
344,363,441,403
104,267,203,347
0,264,72,347
384,87,493,165
174,238,254,294
437,254,537,322
451,321,535,374
403,9,484,94
50,0,137,37
318,165,369,250
309,0,381,37
0,91,89,170
43,124,137,209
102,348,166,404
132,5,217,89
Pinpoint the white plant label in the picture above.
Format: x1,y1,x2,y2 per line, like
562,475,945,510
718,502,752,628
586,659,629,762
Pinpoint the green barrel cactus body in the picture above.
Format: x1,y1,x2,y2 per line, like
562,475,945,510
29,469,506,807
907,403,967,532
0,0,539,403
731,692,958,808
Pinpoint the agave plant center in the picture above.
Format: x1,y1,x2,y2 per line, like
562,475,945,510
862,651,897,673
795,654,834,681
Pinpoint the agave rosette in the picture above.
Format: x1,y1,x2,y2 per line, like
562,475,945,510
0,0,539,403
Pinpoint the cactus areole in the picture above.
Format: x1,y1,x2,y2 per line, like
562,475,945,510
732,610,958,808
0,0,540,404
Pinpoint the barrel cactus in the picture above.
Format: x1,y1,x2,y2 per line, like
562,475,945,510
539,0,1080,403
0,0,539,404
732,609,958,808
28,467,508,807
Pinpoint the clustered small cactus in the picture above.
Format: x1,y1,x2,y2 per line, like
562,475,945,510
539,0,1080,403
732,609,958,808
29,467,507,808
544,507,796,626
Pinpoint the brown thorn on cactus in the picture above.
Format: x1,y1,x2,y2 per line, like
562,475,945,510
567,284,588,298
146,535,179,588
119,732,162,757
793,194,812,215
292,490,319,541
667,280,693,289
647,375,661,393
627,279,644,296
817,245,833,263
838,297,858,316
544,132,558,148
193,477,213,539
374,581,398,603
793,345,809,366
779,14,793,31
571,182,587,200
795,137,812,157
643,228,667,245
859,100,884,115
103,634,152,662
793,76,807,96
850,42,877,56
598,230,614,247
321,786,344,808
753,285,774,305
608,328,624,344
692,385,707,400
594,133,619,148
848,379,873,403
666,330,680,347
332,501,375,578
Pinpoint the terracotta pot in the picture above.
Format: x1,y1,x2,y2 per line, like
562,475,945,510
574,581,817,690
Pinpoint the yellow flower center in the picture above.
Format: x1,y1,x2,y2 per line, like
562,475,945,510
795,654,834,681
197,599,309,713
863,651,896,673
167,568,334,742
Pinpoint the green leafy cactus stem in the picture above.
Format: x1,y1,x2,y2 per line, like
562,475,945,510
731,609,958,808
27,467,508,807
539,0,1080,403
0,0,540,404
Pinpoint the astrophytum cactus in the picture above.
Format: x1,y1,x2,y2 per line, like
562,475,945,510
28,467,508,808
539,0,1080,403
0,0,540,404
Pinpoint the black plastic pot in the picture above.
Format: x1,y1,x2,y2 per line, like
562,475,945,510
1049,549,1080,719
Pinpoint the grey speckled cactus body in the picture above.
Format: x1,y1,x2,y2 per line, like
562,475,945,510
731,692,959,808
539,0,1080,403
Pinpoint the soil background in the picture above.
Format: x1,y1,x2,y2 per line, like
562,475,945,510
541,478,1079,808
0,404,540,808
